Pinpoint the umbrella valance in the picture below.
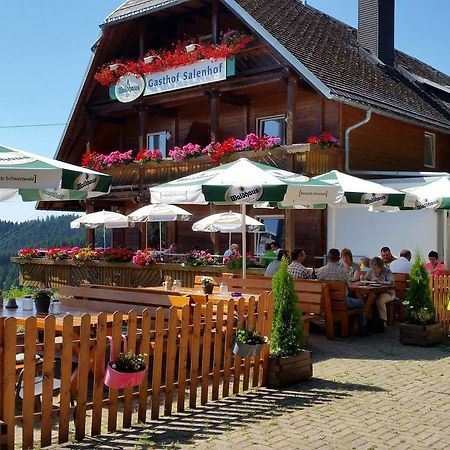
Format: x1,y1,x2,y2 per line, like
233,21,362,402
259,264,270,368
402,176,450,210
312,170,407,207
0,144,111,200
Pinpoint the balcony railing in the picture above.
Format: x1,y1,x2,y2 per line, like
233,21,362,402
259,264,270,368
104,144,344,190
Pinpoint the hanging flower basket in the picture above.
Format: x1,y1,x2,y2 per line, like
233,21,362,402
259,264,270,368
232,328,267,358
104,336,147,389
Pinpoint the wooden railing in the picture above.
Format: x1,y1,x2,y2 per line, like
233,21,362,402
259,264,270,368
12,258,265,289
0,296,272,449
430,275,450,334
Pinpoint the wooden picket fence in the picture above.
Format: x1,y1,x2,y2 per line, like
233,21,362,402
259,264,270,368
0,295,273,449
430,275,450,334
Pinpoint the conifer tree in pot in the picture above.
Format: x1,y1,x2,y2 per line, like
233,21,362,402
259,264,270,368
400,252,446,346
265,258,312,387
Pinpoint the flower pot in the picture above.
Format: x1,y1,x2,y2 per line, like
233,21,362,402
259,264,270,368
104,362,147,389
34,294,51,314
399,322,446,346
203,284,214,294
265,350,313,388
232,340,263,358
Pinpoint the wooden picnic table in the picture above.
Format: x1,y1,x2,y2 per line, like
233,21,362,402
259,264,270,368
348,283,395,319
147,285,259,303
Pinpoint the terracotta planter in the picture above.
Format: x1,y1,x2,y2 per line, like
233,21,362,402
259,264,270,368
399,322,446,346
265,350,313,388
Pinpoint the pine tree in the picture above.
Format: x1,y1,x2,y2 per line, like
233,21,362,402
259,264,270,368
405,252,435,324
270,257,304,357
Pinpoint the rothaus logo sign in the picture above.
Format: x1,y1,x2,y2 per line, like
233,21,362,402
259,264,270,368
361,193,389,206
225,185,263,204
144,58,227,96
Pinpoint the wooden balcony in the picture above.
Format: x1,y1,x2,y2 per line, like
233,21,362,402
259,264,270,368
104,144,344,191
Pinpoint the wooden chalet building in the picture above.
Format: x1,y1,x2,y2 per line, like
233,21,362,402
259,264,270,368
41,0,450,262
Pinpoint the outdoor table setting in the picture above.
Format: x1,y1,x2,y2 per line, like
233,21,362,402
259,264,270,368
348,281,395,319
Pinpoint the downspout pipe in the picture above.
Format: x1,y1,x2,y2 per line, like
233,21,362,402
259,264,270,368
345,108,449,177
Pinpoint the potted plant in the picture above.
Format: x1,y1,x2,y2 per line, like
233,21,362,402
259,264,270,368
233,328,267,357
400,252,446,346
265,258,312,388
201,276,215,294
33,288,52,314
104,350,148,389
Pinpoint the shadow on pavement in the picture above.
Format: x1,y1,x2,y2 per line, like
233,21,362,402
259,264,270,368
60,378,384,449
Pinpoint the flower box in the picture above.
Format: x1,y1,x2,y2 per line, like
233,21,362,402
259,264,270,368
265,350,313,388
399,322,446,346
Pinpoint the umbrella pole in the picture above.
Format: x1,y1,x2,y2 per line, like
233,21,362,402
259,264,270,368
241,203,247,279
229,232,231,249
145,222,148,249
103,227,106,249
159,221,162,260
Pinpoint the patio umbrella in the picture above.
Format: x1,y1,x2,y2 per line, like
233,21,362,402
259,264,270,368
127,204,192,251
0,144,112,201
70,210,129,248
401,176,450,210
150,158,338,277
312,170,407,207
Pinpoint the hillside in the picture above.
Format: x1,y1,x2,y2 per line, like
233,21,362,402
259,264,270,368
0,215,87,289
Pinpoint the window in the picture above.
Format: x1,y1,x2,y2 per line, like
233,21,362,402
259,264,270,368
254,215,285,255
424,132,436,168
257,115,286,144
147,132,168,157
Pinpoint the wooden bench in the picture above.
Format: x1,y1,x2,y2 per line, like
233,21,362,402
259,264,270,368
387,273,409,324
324,281,361,337
195,275,334,340
59,285,191,319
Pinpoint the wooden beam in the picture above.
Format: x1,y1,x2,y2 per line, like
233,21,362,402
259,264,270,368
212,0,219,45
210,88,220,142
218,92,250,106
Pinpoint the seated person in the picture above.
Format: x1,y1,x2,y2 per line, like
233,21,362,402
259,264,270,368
288,248,311,279
317,248,367,333
265,250,289,277
389,249,412,274
261,243,276,266
360,257,371,273
424,251,446,276
223,243,240,262
380,246,396,268
339,248,361,282
364,256,395,328
271,241,282,256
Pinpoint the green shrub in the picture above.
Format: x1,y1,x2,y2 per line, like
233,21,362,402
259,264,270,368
403,252,436,324
270,257,304,357
2,285,35,300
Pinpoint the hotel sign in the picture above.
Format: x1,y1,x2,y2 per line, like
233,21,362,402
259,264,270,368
144,58,227,97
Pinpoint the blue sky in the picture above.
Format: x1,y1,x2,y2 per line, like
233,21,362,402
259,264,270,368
0,0,448,222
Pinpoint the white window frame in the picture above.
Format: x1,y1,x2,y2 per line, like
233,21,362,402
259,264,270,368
146,131,168,157
424,132,436,168
256,115,286,144
254,214,285,255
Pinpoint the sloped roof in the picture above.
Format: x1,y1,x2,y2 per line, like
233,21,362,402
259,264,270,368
103,0,450,130
104,0,185,25
232,0,450,130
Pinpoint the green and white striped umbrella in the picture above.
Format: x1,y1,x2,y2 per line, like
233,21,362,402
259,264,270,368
150,158,338,278
312,170,407,207
0,144,111,201
402,176,450,210
150,158,338,205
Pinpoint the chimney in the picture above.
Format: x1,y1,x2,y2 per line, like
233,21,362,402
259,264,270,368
358,0,395,66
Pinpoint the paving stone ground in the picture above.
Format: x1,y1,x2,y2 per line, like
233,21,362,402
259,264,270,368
56,326,450,450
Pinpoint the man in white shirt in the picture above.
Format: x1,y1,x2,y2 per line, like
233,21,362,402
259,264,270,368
389,249,412,274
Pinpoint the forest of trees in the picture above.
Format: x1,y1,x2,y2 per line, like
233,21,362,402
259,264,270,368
0,215,87,289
